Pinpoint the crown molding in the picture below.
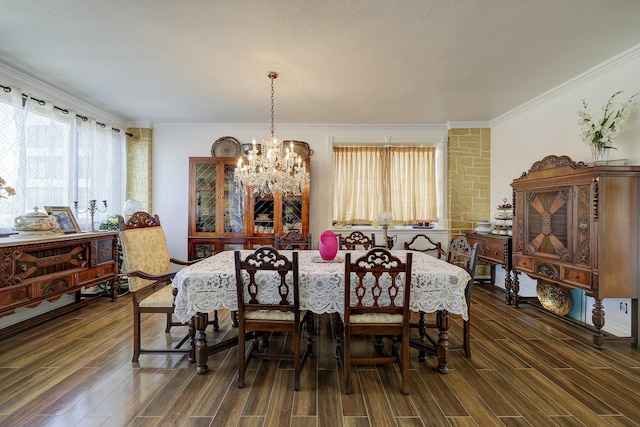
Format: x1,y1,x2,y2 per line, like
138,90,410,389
490,42,640,127
0,61,126,127
127,121,153,129
446,121,491,129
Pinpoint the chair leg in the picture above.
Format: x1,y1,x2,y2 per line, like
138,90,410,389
463,319,471,358
305,313,315,359
343,324,351,394
132,310,141,362
334,314,343,362
418,311,426,361
232,311,238,327
212,310,219,331
401,332,410,395
165,313,172,333
237,323,246,388
294,322,302,391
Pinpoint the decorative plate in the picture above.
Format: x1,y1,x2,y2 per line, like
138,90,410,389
211,136,241,157
536,281,571,315
283,140,312,158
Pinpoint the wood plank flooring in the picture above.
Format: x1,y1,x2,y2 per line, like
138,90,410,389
1,285,640,426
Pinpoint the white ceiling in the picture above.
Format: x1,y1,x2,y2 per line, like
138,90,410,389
2,0,640,126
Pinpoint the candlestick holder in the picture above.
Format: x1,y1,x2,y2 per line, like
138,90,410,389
74,200,107,231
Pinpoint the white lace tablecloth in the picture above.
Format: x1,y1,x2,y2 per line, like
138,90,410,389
173,250,471,323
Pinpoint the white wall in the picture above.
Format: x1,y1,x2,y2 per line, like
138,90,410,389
490,45,640,336
152,124,447,261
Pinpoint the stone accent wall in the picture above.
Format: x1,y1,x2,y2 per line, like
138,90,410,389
126,128,153,213
447,128,490,237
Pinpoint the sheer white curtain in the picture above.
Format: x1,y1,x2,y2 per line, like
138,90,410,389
75,118,126,229
0,85,125,231
0,87,24,228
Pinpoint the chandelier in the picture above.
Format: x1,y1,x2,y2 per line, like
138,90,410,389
234,72,308,197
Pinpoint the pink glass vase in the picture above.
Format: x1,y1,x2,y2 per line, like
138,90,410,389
318,230,338,260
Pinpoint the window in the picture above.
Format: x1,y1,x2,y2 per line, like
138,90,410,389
332,146,437,225
0,86,125,230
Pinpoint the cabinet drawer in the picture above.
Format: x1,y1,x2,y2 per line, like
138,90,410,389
0,285,30,310
39,276,74,297
77,264,116,285
534,262,561,281
477,240,506,263
562,267,591,288
515,256,534,272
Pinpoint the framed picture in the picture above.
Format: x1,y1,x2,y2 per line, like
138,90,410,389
44,206,81,234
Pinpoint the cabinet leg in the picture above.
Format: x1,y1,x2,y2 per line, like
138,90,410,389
632,299,639,349
504,268,513,304
592,298,605,349
510,273,520,307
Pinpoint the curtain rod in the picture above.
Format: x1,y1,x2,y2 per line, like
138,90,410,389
0,84,133,137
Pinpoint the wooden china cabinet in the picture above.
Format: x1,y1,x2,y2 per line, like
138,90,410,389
187,157,310,260
511,155,640,348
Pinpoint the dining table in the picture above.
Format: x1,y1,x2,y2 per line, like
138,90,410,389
172,249,472,374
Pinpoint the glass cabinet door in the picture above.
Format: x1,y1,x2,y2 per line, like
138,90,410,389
282,197,303,234
253,195,275,235
191,158,245,236
222,164,244,234
195,163,217,233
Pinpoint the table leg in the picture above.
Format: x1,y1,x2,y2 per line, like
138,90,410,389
194,312,209,374
436,310,450,374
188,319,196,363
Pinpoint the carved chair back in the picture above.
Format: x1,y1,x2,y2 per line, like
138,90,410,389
339,231,375,250
404,234,444,258
275,231,312,250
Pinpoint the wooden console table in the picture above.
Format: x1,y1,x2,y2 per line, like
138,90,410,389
466,232,513,303
0,231,118,339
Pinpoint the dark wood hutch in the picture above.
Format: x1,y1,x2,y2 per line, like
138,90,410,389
187,157,310,260
511,155,640,348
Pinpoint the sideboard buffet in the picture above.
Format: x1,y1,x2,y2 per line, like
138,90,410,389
511,155,640,348
465,232,513,298
0,231,118,338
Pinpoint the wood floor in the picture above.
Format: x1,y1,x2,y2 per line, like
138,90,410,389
1,285,640,427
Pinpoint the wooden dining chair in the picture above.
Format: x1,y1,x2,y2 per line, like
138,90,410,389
234,246,314,391
338,231,375,250
118,211,217,362
404,234,445,258
274,230,312,250
412,235,479,360
335,248,413,394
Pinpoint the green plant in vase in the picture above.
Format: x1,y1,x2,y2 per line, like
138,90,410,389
99,215,120,231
